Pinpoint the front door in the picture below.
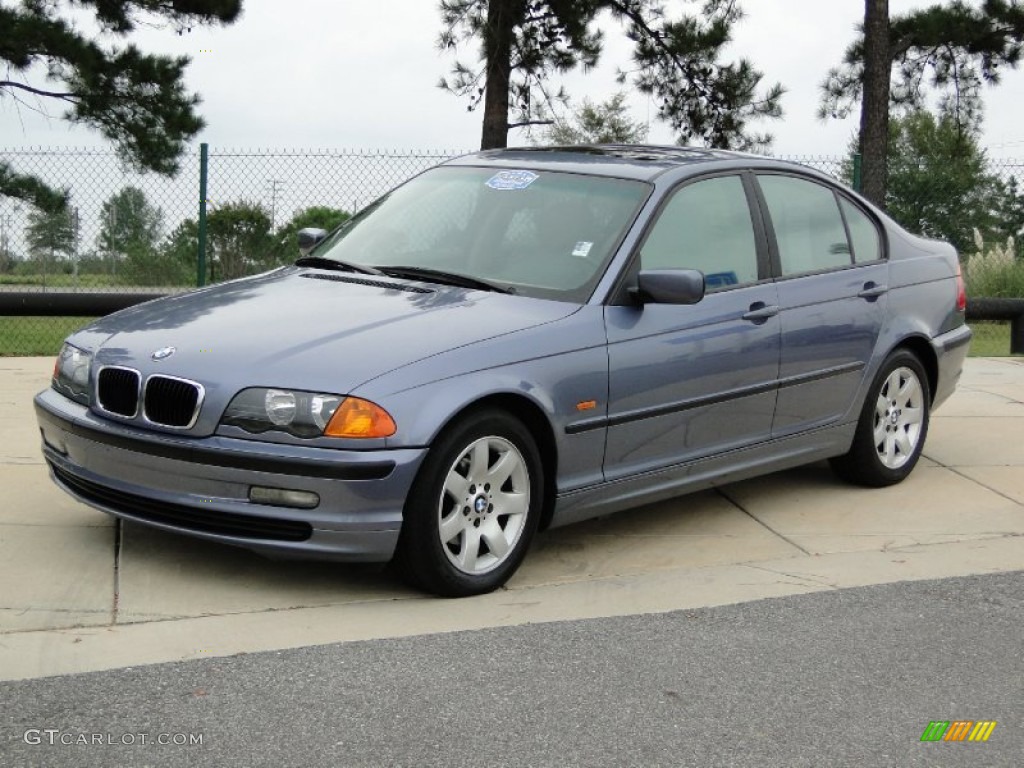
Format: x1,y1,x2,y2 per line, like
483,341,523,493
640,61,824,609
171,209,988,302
604,174,781,480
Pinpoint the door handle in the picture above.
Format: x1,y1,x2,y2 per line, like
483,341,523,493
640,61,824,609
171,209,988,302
742,302,780,323
858,282,888,300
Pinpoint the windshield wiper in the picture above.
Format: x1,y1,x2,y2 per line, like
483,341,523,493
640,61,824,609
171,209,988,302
295,255,383,276
377,266,513,294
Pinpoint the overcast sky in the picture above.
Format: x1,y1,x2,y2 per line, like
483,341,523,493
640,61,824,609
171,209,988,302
3,0,1024,158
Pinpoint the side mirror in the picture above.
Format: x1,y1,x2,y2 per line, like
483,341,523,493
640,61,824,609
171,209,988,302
297,227,328,256
631,269,705,305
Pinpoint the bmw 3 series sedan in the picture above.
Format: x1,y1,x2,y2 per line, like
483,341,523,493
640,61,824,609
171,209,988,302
35,146,972,596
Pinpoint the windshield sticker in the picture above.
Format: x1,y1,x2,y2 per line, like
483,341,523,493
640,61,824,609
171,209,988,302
486,170,539,191
571,241,594,258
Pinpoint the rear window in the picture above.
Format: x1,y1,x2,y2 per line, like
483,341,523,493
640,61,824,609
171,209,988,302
758,175,853,275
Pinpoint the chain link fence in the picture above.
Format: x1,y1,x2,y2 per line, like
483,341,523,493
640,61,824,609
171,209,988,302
1,147,1021,355
0,147,459,353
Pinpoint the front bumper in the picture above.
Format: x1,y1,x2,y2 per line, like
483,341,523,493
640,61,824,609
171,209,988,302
34,388,427,562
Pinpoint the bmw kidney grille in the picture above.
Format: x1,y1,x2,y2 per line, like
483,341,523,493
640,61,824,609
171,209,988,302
96,368,202,428
144,376,202,428
96,367,140,417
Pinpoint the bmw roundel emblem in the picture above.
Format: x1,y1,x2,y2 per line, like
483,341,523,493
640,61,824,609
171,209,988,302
151,346,176,361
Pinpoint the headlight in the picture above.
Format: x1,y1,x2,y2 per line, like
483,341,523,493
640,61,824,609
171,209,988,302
221,388,396,439
222,388,340,438
264,389,298,426
52,343,91,404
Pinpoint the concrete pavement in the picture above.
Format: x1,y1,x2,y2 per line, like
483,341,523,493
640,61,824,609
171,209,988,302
1,355,1022,682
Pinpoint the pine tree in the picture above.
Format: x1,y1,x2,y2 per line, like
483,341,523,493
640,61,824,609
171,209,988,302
543,92,649,144
1,1,242,211
821,0,1024,205
439,0,783,150
857,0,891,207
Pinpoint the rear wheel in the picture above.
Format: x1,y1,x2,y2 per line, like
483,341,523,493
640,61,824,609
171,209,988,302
395,409,543,597
830,349,930,487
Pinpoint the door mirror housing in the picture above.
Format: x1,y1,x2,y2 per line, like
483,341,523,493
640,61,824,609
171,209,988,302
631,269,706,305
297,227,328,256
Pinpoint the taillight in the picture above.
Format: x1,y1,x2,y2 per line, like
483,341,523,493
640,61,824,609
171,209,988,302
955,263,966,312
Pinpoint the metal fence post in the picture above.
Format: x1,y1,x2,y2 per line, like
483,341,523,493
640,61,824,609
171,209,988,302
197,142,209,287
852,153,863,193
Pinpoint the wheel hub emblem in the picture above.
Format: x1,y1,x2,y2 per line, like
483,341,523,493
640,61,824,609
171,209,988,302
151,346,176,361
474,496,488,514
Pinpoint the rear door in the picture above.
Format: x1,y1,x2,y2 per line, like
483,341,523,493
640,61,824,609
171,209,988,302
753,173,888,436
603,174,781,480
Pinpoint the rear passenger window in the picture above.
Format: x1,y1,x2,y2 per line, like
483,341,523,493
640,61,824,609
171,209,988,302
759,175,852,275
840,198,882,263
641,175,759,290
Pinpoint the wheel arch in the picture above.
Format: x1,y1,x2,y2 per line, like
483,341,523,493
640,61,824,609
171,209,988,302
891,334,938,405
440,393,560,531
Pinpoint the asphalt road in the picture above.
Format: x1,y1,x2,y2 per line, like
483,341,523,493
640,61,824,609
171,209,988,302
2,571,1021,768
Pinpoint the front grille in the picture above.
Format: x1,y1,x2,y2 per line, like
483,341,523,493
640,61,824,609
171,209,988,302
97,367,140,417
144,375,201,428
51,464,312,542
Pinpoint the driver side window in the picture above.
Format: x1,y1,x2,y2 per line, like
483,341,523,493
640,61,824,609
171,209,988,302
641,176,760,290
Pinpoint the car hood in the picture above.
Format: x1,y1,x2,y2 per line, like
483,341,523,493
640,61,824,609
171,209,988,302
71,268,580,396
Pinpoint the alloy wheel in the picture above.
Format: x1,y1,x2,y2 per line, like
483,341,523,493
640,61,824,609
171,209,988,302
437,435,531,575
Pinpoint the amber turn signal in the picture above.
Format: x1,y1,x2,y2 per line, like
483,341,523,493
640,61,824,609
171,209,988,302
324,397,397,438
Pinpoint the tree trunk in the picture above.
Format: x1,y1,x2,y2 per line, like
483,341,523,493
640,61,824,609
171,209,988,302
480,0,516,149
859,0,890,207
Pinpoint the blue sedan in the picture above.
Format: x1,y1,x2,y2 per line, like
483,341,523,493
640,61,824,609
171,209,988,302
35,146,972,596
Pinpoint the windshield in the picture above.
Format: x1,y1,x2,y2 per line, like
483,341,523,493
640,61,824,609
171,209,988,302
309,166,650,301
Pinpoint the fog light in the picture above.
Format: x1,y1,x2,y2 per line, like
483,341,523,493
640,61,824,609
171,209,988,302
249,486,320,509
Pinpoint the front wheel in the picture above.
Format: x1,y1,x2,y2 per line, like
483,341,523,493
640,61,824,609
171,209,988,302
830,349,931,487
395,410,543,597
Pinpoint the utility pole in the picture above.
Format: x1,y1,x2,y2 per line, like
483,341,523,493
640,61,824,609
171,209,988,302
107,204,118,277
0,214,9,275
0,201,20,274
267,179,285,229
72,207,80,289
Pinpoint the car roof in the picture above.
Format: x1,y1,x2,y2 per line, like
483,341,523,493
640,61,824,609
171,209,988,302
443,144,812,182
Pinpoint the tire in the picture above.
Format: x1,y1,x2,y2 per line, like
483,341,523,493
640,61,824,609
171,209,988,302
830,349,931,487
395,409,544,597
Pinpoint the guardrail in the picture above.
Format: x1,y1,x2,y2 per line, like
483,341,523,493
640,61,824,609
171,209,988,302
0,291,168,317
967,298,1024,355
1,292,1022,354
